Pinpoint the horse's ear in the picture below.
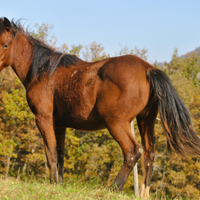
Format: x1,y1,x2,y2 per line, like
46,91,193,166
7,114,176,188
3,17,11,31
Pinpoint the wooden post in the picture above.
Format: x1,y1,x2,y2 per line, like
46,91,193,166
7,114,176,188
197,72,200,81
131,120,139,197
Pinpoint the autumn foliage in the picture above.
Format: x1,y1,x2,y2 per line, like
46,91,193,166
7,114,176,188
0,23,199,199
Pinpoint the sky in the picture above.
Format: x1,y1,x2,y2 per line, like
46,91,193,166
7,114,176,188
1,0,200,63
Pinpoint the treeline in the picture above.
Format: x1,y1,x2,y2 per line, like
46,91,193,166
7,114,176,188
0,23,200,199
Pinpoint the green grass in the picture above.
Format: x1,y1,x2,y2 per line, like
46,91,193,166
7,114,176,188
0,178,140,200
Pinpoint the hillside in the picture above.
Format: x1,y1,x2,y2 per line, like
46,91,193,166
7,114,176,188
157,46,200,67
180,46,200,59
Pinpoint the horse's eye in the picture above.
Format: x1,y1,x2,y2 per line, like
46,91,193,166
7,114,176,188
3,44,8,49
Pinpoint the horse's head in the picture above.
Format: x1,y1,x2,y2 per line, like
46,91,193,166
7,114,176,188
0,17,16,71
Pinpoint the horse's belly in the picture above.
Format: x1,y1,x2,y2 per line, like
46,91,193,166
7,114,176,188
54,103,105,131
55,116,105,131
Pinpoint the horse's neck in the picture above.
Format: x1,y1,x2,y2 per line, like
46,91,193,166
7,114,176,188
11,32,32,88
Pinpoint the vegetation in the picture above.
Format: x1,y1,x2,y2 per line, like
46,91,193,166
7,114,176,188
0,23,199,199
0,178,138,200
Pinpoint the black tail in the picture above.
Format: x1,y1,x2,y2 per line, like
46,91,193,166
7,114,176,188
146,68,200,158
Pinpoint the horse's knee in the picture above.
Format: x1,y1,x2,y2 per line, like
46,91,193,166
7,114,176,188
149,152,155,162
150,151,155,158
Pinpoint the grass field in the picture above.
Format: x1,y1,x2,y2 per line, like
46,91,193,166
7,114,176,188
0,178,140,200
0,177,186,200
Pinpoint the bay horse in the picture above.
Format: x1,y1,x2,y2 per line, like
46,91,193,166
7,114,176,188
0,17,200,199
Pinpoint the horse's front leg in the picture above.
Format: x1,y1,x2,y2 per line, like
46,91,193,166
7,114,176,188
55,127,66,183
35,115,58,183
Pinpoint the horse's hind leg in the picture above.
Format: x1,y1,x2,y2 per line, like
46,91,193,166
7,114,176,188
107,122,142,191
55,127,66,183
136,101,158,199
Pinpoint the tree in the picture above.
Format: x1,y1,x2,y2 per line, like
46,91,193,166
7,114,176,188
60,43,83,57
82,41,110,61
31,23,57,47
116,45,148,61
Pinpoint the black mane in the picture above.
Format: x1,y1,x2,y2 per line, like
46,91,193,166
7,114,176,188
29,36,84,79
9,20,84,79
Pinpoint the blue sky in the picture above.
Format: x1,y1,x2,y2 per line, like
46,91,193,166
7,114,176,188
1,0,200,63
